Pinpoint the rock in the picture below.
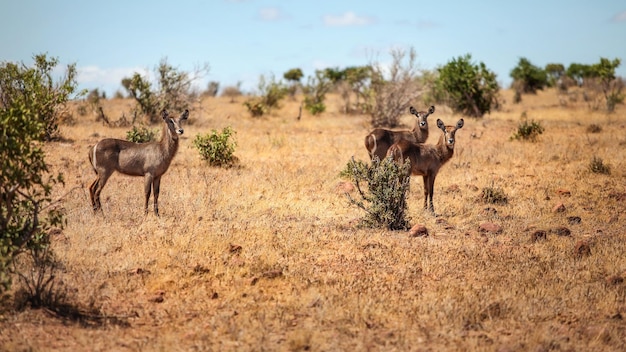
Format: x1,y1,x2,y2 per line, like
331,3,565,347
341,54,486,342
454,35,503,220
605,275,624,286
550,227,571,236
552,203,566,213
556,189,571,197
531,230,547,242
567,216,582,224
479,222,502,234
409,224,429,237
335,181,355,194
574,241,591,258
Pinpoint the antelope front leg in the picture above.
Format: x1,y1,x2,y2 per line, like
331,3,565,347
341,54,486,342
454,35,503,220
152,176,161,216
144,174,153,214
426,174,436,213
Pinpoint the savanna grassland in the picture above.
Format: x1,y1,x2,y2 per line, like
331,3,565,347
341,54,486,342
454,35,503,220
1,88,625,351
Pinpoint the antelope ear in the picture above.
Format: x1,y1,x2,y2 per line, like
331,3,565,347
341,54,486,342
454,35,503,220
161,109,169,120
456,119,464,129
428,105,435,114
437,119,445,131
181,109,189,120
409,106,417,115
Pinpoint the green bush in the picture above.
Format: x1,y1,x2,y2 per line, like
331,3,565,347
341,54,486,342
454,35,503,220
588,156,611,175
243,74,288,117
0,54,71,296
511,115,544,142
193,127,237,167
436,54,500,118
343,157,411,230
480,185,508,204
126,125,156,143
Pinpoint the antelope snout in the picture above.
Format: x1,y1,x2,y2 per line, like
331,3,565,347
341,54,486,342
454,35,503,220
420,121,426,126
448,138,455,144
177,129,184,135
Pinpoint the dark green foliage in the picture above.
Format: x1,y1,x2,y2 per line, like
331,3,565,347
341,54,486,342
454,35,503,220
0,54,81,141
0,54,71,294
193,127,237,167
126,126,156,143
510,57,549,94
244,75,288,117
511,114,544,142
436,54,499,118
480,185,508,204
545,63,565,87
588,156,610,175
343,157,411,230
283,68,304,83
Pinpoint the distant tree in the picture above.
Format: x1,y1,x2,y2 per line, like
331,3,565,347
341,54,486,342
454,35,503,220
566,63,593,86
368,47,426,127
205,81,220,97
589,57,624,112
221,82,243,103
341,66,372,114
510,57,548,94
243,74,288,117
121,57,209,123
436,54,499,117
545,63,565,87
283,68,304,98
303,70,333,115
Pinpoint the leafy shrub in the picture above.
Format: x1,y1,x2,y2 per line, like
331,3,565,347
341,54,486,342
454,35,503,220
193,127,237,167
244,75,288,117
588,156,610,175
126,126,156,143
480,185,508,204
0,54,70,295
510,57,549,94
436,53,499,117
343,157,411,230
303,70,332,116
511,115,544,142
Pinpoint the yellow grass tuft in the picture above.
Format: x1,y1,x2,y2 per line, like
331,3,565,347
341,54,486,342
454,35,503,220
1,89,625,351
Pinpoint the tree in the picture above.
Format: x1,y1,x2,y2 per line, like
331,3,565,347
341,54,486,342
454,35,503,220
0,54,71,295
566,63,592,86
369,47,426,127
122,58,209,123
436,54,499,117
589,58,624,112
303,70,333,115
283,68,304,98
0,54,80,141
545,63,565,87
510,57,548,94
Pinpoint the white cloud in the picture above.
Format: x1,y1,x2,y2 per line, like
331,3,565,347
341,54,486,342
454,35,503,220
612,11,626,22
323,11,374,26
76,66,149,94
259,7,282,21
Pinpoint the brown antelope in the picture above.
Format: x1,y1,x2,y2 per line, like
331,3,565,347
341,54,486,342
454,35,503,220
88,109,189,215
364,105,435,161
387,118,464,213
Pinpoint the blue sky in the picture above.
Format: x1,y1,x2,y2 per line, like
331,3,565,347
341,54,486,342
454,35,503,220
2,0,625,96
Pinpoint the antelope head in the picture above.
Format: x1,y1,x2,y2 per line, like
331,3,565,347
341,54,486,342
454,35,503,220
437,118,464,149
410,105,435,129
162,109,189,139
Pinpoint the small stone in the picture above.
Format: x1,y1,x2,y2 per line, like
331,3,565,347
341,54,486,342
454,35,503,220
556,189,571,197
409,224,429,237
567,216,582,224
531,230,547,242
550,227,571,236
552,203,566,213
479,222,502,234
574,241,591,258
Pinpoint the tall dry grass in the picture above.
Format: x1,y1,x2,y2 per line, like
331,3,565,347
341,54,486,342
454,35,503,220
1,89,625,351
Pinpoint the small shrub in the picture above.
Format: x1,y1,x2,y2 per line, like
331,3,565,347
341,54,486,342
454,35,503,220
193,127,237,167
343,157,411,230
588,156,611,175
244,75,288,117
481,185,508,204
126,126,156,143
243,99,267,117
586,124,602,133
511,114,544,142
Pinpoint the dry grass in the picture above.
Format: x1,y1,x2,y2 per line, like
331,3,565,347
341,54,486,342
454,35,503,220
1,89,625,351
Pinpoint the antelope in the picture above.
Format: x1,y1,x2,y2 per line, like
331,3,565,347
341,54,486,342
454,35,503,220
365,105,435,161
88,109,189,216
387,118,464,213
